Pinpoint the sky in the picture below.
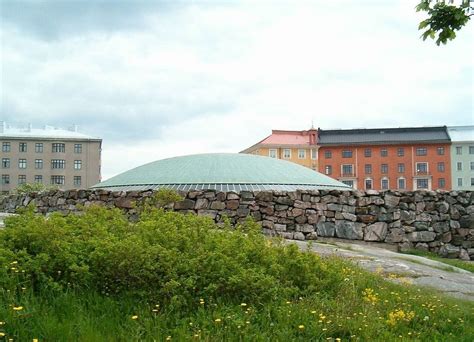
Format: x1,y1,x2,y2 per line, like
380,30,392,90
1,0,473,180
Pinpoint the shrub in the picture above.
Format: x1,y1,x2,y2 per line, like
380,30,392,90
0,206,349,310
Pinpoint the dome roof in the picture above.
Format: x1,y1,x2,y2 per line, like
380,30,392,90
92,153,351,192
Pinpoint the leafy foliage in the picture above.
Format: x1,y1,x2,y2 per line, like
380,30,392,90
416,0,472,45
0,206,347,309
12,182,58,195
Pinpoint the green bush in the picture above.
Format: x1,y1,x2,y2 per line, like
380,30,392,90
0,206,348,309
11,182,58,195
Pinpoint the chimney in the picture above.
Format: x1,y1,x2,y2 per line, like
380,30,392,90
0,121,5,133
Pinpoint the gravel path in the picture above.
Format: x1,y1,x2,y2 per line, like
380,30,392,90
290,238,474,302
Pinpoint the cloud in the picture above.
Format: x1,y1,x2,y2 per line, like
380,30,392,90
1,0,472,180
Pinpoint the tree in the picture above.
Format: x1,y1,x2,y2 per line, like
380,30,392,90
416,0,472,45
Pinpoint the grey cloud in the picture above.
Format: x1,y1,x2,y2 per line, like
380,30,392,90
1,0,177,40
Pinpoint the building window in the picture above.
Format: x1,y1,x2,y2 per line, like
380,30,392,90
416,162,428,174
398,178,406,190
35,143,43,153
2,158,10,169
74,160,82,170
471,161,474,171
365,178,373,190
397,148,404,157
73,176,82,186
470,146,474,155
18,159,27,169
52,143,66,153
471,178,474,186
342,150,352,158
283,149,291,159
381,178,389,190
1,175,10,184
364,148,371,157
298,149,306,159
342,164,353,176
2,142,11,152
325,165,332,175
437,162,445,172
342,180,354,187
437,147,444,155
380,148,388,157
458,178,463,187
35,159,43,169
381,164,388,174
74,144,83,154
438,178,445,188
457,162,462,171
51,175,65,185
398,163,405,173
34,175,43,184
51,159,66,169
416,147,427,156
364,164,372,174
416,178,429,189
311,149,317,160
19,142,27,152
18,175,27,184
324,150,332,159
456,146,462,155
269,149,277,158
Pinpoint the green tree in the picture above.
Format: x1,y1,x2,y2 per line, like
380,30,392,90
416,0,472,45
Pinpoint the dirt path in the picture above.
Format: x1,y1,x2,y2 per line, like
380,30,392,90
290,239,474,302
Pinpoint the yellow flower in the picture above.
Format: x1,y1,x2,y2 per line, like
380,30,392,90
0,333,5,337
298,325,305,330
13,306,23,311
214,318,222,323
240,303,247,307
33,339,39,342
131,315,138,320
166,337,171,341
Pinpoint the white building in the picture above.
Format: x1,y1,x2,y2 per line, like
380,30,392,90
447,126,474,190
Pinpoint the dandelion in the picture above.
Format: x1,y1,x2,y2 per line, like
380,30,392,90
33,339,39,342
131,315,138,320
362,288,378,305
166,336,171,341
13,306,23,311
240,303,247,307
214,318,222,323
298,325,305,330
0,333,5,337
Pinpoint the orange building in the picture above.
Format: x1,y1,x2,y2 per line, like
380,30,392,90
241,126,452,191
240,129,320,171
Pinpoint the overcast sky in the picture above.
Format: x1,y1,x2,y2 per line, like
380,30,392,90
1,0,473,180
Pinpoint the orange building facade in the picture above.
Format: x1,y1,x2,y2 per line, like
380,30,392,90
318,143,451,191
241,126,453,191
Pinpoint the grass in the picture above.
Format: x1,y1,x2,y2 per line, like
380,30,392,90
0,206,473,341
401,249,474,273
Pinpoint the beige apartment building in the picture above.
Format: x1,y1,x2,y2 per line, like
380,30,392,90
0,122,102,193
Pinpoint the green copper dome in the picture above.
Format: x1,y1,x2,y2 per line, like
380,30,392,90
92,153,351,192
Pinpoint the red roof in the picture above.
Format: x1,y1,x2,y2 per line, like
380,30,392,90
260,130,317,146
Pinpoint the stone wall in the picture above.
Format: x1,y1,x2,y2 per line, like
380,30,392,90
1,189,473,260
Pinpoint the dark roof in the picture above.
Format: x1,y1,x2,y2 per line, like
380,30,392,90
318,126,450,145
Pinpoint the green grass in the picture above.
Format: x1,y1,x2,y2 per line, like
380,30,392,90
401,249,474,273
0,206,473,341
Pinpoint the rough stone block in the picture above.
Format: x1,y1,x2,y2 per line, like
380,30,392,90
335,221,364,240
407,231,436,242
364,222,388,241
